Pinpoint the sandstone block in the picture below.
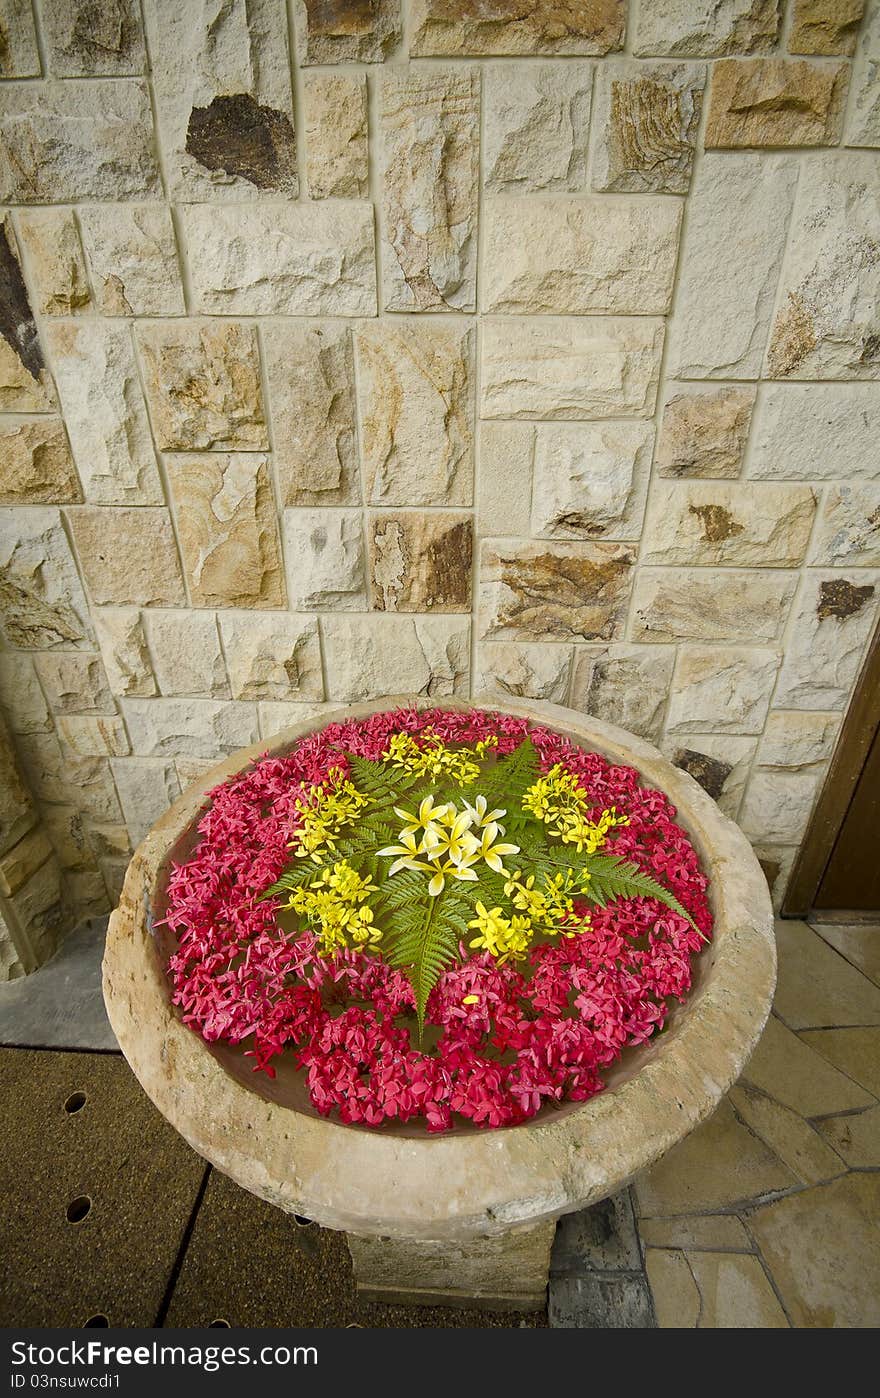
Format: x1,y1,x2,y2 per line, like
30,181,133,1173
789,0,866,56
757,711,841,769
630,568,797,644
773,571,879,708
844,4,880,146
136,321,268,452
641,481,817,566
142,0,297,200
69,507,186,608
410,0,625,55
747,384,880,480
381,69,480,313
531,421,653,541
294,0,401,64
46,321,163,505
355,321,474,506
111,757,181,843
739,768,826,844
63,867,111,918
0,655,52,734
706,58,848,147
40,805,93,870
656,384,755,478
666,645,781,734
475,641,572,705
283,509,367,611
476,424,534,537
0,721,35,855
766,154,880,380
321,614,470,702
571,643,676,741
56,715,131,759
304,73,369,199
0,418,81,505
41,0,146,75
16,733,122,822
264,323,359,508
83,823,133,861
218,614,324,701
15,210,91,316
93,609,156,697
483,63,592,192
34,653,115,715
369,512,472,612
181,203,376,316
0,216,55,412
809,485,880,566
142,611,229,698
0,827,53,899
666,734,757,818
8,856,67,965
258,702,333,739
481,318,664,419
78,204,185,317
668,153,798,379
0,507,94,649
592,61,705,193
165,454,284,609
174,758,218,790
120,699,259,759
0,79,161,202
479,540,633,642
633,0,781,56
0,0,40,76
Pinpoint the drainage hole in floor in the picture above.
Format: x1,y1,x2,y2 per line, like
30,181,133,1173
209,1320,231,1328
294,1214,313,1228
64,1092,87,1115
83,1315,109,1328
67,1196,92,1224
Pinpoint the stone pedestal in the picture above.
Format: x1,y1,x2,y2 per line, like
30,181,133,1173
346,1220,556,1312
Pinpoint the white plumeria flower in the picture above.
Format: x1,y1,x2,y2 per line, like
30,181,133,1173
393,796,452,837
462,794,507,830
377,829,433,876
475,825,520,875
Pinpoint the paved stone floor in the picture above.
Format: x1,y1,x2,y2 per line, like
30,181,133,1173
0,917,877,1328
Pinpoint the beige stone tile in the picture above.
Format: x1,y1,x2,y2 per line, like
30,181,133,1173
705,58,848,148
645,1249,700,1328
809,924,880,989
728,1085,846,1186
799,1027,880,1100
747,1174,880,1327
774,921,880,1030
369,513,472,613
634,1099,798,1218
816,1106,880,1168
742,1014,874,1116
687,1252,789,1328
68,507,186,608
639,1215,751,1253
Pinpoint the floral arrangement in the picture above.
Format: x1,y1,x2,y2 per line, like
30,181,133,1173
163,708,712,1132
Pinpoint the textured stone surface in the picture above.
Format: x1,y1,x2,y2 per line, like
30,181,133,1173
592,61,705,193
0,0,40,76
0,721,35,856
46,321,162,505
656,384,755,478
812,923,880,989
165,454,285,609
41,0,145,75
630,568,797,643
304,73,368,199
34,653,115,716
641,481,817,567
0,418,81,505
321,616,470,702
15,210,91,316
356,321,474,506
801,1026,880,1099
744,1013,874,1116
475,641,572,705
0,655,52,734
381,69,479,313
264,323,359,508
411,0,626,56
767,154,880,380
810,485,880,566
142,0,297,200
550,1273,656,1329
78,204,184,317
7,856,66,964
40,804,93,869
257,701,332,739
0,216,54,412
181,203,376,316
55,715,130,759
845,4,880,146
758,711,840,768
706,58,848,147
136,322,268,452
668,154,798,379
667,733,757,817
789,0,866,56
121,699,259,759
483,63,592,192
0,827,53,899
571,644,675,741
479,540,633,642
0,80,161,202
481,318,664,419
775,920,880,1029
111,758,181,843
476,424,533,537
16,732,122,821
773,571,879,708
143,611,229,699
369,512,472,612
633,0,781,56
70,507,186,609
531,421,653,541
739,767,826,844
283,509,367,611
294,0,402,64
748,384,880,480
93,609,156,698
666,645,780,734
817,1107,880,1169
218,615,323,702
483,197,681,315
644,1250,701,1328
683,1252,789,1328
0,507,94,650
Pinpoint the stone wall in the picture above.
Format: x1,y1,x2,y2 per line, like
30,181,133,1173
1,0,879,965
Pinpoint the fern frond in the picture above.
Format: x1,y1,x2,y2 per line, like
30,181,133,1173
260,860,321,900
382,889,471,1036
481,735,542,811
581,853,701,936
344,753,419,805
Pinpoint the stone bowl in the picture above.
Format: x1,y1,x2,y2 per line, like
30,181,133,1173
102,695,775,1310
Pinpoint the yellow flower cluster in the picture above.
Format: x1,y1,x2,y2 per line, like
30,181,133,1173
467,868,590,963
285,860,383,955
467,902,533,963
382,731,497,786
291,766,370,862
522,765,628,853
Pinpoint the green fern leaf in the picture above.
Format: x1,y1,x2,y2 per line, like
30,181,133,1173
481,735,542,812
383,888,470,1036
581,852,701,935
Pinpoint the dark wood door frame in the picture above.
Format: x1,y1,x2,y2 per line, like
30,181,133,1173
783,616,880,918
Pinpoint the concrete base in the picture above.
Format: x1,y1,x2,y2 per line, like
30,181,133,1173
346,1220,556,1313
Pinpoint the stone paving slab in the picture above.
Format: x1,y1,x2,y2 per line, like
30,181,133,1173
0,919,116,1050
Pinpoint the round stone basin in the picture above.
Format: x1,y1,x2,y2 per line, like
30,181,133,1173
102,695,775,1309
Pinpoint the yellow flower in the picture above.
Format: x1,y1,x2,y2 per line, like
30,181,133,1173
522,766,628,854
467,901,533,963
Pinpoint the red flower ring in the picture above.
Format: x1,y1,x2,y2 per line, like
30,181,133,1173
162,708,712,1132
